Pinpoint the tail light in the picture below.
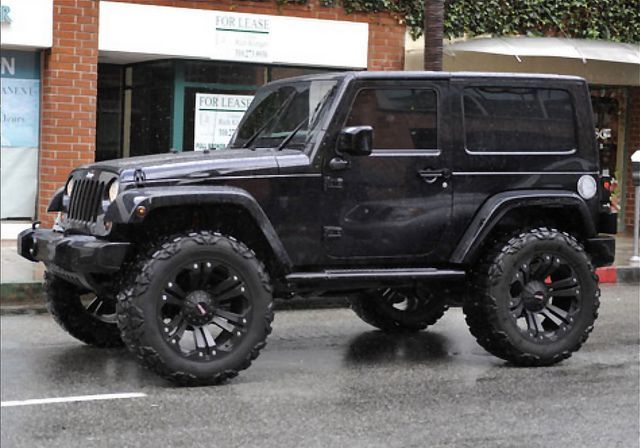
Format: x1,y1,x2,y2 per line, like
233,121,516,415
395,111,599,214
599,175,612,206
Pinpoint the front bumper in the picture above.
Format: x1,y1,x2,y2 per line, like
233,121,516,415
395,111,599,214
585,235,615,268
17,228,130,274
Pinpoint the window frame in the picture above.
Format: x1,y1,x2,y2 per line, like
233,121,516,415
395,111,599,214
461,85,578,156
343,85,441,156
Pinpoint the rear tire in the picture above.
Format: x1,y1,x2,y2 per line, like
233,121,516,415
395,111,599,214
463,228,600,366
117,231,273,386
348,285,449,333
44,272,123,348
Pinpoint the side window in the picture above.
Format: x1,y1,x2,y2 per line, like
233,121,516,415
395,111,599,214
463,87,577,153
345,88,438,150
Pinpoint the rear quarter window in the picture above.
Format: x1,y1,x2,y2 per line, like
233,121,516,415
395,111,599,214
463,87,577,154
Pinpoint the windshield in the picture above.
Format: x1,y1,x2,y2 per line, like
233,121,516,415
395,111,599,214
229,80,338,150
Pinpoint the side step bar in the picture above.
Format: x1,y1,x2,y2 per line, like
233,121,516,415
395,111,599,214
286,268,465,290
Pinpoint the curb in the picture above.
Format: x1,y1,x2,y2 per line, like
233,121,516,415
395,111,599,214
596,266,640,284
0,282,350,315
1,283,44,305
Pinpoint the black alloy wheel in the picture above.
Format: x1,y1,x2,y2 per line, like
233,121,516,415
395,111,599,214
159,260,253,361
117,231,273,385
83,294,118,324
348,285,449,333
44,272,123,348
464,228,599,366
507,252,581,342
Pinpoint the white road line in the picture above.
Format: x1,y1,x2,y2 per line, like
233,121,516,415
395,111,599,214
1,392,147,408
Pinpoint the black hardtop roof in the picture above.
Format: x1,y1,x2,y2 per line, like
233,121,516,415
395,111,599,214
266,70,586,86
354,71,585,81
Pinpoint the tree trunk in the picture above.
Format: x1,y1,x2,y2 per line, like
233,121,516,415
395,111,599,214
424,0,444,71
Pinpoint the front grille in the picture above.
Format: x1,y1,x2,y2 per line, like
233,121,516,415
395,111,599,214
68,178,106,223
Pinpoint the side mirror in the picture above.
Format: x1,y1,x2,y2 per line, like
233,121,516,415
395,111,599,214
337,126,373,156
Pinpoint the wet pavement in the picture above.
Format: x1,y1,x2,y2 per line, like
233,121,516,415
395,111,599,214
1,284,639,448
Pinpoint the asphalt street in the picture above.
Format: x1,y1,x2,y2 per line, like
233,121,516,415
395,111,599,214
1,284,639,448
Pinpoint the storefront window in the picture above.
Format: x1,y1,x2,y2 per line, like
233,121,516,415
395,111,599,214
0,50,40,219
185,61,266,85
182,61,266,151
129,61,173,157
270,66,331,81
590,87,627,215
591,93,619,176
96,64,123,161
185,87,255,151
96,59,339,159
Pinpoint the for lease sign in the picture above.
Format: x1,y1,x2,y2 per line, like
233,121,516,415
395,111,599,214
194,93,253,151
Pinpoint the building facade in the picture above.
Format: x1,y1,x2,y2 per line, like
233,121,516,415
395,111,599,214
0,0,405,229
1,0,52,223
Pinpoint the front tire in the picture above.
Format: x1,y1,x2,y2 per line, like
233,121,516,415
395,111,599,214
44,272,123,348
463,228,600,366
117,231,273,386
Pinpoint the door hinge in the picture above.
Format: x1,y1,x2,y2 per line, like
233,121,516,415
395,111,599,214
323,176,344,191
323,226,343,240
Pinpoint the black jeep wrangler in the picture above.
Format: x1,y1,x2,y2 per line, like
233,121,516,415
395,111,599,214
19,72,616,385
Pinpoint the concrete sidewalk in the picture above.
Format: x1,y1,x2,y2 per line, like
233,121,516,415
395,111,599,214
1,232,638,314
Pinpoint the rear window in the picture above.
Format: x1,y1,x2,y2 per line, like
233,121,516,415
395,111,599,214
463,87,576,153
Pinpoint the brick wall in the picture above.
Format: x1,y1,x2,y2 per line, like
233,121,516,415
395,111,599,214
624,87,640,230
39,0,99,227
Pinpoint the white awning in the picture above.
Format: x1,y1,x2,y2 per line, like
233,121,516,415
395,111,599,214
404,36,640,86
444,37,640,65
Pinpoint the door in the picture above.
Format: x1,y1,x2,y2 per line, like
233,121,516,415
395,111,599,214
322,81,453,261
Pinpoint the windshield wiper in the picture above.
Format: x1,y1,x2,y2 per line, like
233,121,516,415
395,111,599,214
276,85,336,152
275,117,308,151
241,91,297,150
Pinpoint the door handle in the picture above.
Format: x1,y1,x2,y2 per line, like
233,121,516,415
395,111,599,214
418,168,451,184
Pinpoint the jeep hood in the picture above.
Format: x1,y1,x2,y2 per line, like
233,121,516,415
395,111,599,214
83,149,281,182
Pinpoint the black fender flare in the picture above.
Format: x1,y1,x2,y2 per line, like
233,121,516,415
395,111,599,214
450,190,596,265
105,185,292,271
47,187,65,212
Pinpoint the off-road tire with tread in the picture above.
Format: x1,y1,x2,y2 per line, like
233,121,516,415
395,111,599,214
44,272,123,348
116,231,274,386
348,287,449,333
463,227,600,366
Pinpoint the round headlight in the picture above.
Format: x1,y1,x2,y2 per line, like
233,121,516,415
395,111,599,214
66,178,75,196
108,180,120,202
577,175,597,200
